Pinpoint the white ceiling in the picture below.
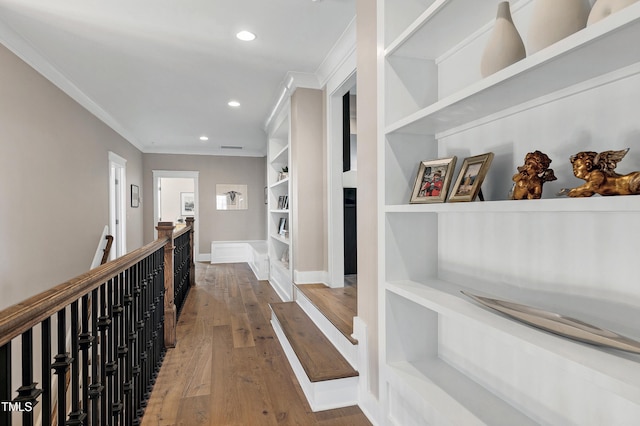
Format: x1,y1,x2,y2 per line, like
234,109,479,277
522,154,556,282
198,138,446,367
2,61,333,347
0,0,355,156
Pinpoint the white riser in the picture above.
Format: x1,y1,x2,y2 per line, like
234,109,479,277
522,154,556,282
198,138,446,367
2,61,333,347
295,291,358,370
270,310,358,412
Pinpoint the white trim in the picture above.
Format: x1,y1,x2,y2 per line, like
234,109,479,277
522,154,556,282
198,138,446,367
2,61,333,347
326,70,357,288
295,293,358,369
108,151,127,259
317,18,357,89
152,170,200,261
0,21,145,152
293,269,329,285
271,312,359,411
354,316,381,426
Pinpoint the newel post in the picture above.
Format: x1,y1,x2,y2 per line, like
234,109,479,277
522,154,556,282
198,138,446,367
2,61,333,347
156,221,177,348
185,217,196,287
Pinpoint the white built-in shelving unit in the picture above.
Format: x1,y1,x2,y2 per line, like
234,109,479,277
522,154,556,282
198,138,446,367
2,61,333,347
267,103,293,301
380,0,640,424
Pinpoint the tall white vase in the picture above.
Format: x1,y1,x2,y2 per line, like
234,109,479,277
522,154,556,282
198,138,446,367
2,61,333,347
588,0,639,25
480,2,526,78
527,0,591,54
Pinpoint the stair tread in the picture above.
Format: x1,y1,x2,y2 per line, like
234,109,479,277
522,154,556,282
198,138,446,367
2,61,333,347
271,302,358,382
296,283,358,345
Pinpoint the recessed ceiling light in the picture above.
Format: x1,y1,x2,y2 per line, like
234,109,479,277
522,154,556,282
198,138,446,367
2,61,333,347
236,31,256,41
228,100,241,107
199,136,209,141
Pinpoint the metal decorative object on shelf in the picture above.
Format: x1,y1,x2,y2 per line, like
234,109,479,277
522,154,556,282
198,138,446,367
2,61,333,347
461,291,640,355
558,148,640,197
511,150,557,200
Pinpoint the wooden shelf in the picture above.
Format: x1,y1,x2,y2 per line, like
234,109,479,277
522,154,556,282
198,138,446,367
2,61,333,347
270,209,290,214
385,2,640,136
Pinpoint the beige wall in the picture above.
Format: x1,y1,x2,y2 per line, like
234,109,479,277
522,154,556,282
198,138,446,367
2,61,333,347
290,88,326,272
356,0,380,397
142,154,267,254
0,43,144,310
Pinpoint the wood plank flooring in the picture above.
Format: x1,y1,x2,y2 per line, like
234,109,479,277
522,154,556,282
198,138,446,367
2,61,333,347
271,302,358,382
141,263,371,426
296,284,358,344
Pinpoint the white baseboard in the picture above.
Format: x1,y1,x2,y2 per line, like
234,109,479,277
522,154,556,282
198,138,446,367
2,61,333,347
296,292,358,369
209,240,268,281
353,316,381,425
196,253,211,262
293,269,329,285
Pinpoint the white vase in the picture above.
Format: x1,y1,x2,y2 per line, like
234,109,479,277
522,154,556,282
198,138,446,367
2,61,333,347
480,2,526,78
528,0,592,54
588,0,639,25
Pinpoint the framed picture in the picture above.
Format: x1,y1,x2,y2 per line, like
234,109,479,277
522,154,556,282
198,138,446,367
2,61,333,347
180,192,195,215
410,157,457,203
449,152,494,202
131,184,140,208
216,184,248,210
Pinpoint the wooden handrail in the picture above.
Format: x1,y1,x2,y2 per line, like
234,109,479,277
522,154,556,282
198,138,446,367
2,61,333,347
0,236,173,348
100,235,114,265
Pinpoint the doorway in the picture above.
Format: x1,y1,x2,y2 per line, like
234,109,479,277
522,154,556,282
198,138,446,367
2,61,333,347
108,152,127,259
152,170,200,260
328,72,357,288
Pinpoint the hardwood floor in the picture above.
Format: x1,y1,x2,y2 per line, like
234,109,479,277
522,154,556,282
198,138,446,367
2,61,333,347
141,263,371,426
295,284,358,344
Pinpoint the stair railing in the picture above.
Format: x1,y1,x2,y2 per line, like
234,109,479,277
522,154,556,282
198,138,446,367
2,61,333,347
0,219,194,425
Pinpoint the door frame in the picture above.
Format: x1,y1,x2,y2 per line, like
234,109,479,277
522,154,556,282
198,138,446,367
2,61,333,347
152,170,200,261
108,151,127,259
327,70,357,288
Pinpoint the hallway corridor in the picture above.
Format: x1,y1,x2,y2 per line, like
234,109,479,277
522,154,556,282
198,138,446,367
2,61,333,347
141,263,371,425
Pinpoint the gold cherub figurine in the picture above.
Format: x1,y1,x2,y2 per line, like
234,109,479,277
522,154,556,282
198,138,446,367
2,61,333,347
558,148,640,197
511,150,557,200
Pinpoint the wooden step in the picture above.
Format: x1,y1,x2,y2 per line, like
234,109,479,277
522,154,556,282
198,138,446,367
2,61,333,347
270,302,358,382
296,283,358,345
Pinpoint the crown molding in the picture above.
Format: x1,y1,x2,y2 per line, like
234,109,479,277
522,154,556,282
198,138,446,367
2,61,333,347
0,18,146,153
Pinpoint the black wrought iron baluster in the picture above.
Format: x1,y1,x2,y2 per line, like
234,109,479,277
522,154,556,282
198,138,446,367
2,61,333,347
13,329,43,426
41,318,51,425
1,341,11,426
132,261,143,425
155,248,165,377
78,295,93,424
98,282,111,425
142,255,152,407
114,272,126,425
123,266,134,426
52,309,73,426
89,288,103,425
67,301,86,425
105,278,117,423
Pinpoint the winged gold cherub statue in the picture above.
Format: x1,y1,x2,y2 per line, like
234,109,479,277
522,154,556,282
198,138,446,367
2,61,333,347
558,148,640,197
511,150,557,200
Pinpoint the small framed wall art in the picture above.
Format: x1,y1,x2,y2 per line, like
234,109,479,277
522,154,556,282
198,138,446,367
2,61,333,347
180,192,195,215
131,184,140,208
449,152,494,202
410,157,457,203
216,184,247,210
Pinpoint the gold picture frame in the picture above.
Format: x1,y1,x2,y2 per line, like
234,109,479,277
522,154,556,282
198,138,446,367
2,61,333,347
449,152,494,202
410,157,457,203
